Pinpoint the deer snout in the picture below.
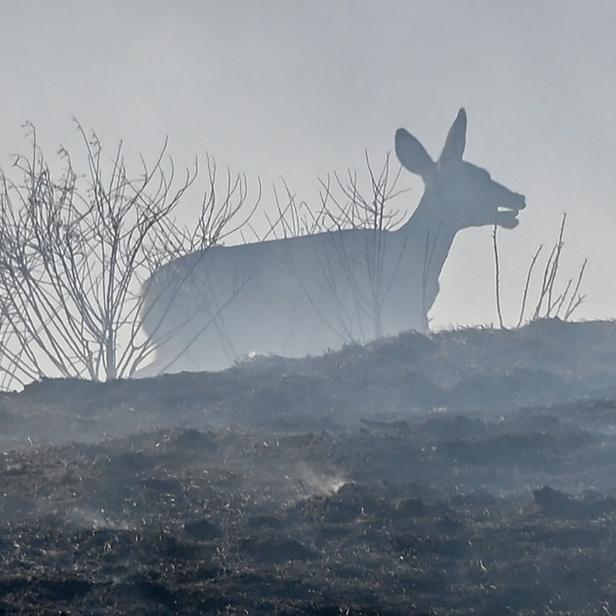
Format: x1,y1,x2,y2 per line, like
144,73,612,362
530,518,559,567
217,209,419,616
511,193,526,210
497,192,525,214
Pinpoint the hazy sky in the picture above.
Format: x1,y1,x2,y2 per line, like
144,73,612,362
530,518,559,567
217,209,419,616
1,1,615,328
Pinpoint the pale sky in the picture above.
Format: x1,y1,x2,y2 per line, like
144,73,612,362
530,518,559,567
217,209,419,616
1,1,615,328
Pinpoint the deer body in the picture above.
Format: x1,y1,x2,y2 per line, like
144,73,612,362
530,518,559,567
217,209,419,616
139,109,525,375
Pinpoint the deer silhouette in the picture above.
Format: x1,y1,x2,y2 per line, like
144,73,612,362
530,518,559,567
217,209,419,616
138,109,525,375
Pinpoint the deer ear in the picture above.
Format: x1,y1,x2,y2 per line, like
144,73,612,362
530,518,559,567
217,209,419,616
439,108,467,162
395,129,434,178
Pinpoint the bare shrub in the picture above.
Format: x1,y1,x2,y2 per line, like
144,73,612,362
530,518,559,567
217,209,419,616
492,213,587,329
0,124,256,387
258,152,413,343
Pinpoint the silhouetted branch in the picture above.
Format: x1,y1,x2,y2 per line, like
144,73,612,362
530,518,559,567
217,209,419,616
516,244,543,328
0,124,255,387
492,226,505,329
492,212,587,328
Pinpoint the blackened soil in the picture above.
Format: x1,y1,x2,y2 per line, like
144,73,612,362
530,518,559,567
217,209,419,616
2,320,616,614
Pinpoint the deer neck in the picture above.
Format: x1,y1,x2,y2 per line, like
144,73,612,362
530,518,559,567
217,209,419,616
396,189,460,282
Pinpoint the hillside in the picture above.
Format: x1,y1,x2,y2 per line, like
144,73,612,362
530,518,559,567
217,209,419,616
2,319,616,614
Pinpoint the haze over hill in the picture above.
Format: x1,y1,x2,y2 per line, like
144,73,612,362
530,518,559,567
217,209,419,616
1,1,614,329
2,4,616,613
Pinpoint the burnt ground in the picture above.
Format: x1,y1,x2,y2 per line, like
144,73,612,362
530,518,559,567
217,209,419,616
2,319,616,614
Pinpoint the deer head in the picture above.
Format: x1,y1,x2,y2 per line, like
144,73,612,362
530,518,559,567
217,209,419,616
395,109,526,231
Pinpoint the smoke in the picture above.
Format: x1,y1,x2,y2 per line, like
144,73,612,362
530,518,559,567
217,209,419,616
297,465,347,497
0,1,614,330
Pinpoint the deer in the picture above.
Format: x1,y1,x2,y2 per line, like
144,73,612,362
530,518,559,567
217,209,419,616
137,109,525,375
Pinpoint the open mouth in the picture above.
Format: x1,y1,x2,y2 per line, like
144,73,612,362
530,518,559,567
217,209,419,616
497,206,521,229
